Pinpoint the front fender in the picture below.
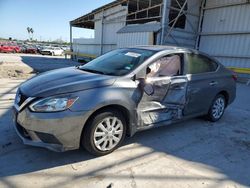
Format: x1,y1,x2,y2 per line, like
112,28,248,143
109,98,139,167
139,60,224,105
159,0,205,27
70,86,139,136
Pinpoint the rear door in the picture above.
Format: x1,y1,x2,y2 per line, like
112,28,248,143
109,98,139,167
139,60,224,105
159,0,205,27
183,53,220,115
137,53,188,127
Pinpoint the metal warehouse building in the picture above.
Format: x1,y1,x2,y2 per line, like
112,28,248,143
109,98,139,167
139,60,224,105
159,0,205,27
70,0,250,76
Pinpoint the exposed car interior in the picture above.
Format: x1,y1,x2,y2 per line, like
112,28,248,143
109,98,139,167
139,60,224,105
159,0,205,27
148,54,182,77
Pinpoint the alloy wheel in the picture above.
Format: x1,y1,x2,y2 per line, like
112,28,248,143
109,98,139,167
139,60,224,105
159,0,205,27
212,97,225,119
93,117,124,151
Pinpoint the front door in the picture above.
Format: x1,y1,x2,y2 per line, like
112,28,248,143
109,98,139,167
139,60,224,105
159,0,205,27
137,54,188,127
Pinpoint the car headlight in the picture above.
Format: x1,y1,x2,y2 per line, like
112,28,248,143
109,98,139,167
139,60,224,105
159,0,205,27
29,96,78,112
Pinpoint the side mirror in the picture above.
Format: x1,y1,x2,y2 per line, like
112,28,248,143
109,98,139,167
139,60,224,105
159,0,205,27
144,84,154,96
137,77,154,96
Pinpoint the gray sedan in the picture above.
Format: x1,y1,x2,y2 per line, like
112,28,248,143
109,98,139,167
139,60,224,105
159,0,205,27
13,46,236,156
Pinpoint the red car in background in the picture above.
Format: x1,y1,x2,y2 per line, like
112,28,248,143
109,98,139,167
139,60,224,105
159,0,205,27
0,44,13,53
25,46,37,54
11,45,21,53
0,43,21,53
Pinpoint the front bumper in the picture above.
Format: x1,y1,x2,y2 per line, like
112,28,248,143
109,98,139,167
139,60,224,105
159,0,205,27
12,106,89,152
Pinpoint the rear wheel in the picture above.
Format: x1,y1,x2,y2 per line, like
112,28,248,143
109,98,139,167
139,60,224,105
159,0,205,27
82,110,126,156
207,94,226,122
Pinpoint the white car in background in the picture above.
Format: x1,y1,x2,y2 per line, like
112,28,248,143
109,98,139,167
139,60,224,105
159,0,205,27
40,47,64,56
61,46,70,51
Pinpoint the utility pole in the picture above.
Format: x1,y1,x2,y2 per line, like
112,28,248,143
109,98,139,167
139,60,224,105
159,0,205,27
100,9,104,55
70,23,73,51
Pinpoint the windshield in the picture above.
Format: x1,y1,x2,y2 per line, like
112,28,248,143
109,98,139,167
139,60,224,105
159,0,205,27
79,48,156,76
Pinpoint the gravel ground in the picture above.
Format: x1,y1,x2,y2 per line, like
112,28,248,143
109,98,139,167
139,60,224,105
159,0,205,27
0,53,79,79
0,53,250,188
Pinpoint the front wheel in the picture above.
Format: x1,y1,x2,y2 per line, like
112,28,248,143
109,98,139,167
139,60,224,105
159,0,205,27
82,110,126,156
207,94,226,122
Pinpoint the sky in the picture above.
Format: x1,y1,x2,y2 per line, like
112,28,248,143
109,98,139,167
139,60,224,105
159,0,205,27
0,0,113,42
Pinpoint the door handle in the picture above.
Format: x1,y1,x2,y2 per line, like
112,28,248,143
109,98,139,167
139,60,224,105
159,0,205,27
209,81,218,86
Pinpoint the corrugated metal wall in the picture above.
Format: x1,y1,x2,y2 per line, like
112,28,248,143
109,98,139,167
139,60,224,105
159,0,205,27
117,32,154,48
205,0,246,7
94,5,127,46
73,38,99,55
73,39,116,56
199,0,250,70
73,4,127,56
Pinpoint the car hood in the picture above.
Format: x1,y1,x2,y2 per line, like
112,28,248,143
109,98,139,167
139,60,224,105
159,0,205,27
20,67,116,97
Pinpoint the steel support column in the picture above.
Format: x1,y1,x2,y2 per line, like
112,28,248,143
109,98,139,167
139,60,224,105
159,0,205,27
195,0,206,49
161,0,170,45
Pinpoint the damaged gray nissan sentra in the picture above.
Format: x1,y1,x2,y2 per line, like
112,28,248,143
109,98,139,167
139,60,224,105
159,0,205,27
13,46,236,156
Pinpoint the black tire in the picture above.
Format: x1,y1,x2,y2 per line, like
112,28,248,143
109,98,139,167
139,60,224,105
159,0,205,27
206,94,226,122
82,109,126,156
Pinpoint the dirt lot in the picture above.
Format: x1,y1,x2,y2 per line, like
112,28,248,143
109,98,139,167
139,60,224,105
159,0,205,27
0,53,250,188
0,53,79,79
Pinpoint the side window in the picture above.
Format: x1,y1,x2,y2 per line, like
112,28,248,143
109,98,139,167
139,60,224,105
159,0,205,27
147,54,183,77
186,53,218,74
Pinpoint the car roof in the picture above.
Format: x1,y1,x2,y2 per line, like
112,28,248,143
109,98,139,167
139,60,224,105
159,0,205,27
130,45,198,53
126,45,220,64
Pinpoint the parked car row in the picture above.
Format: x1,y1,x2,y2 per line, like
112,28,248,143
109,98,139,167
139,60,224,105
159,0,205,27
0,43,21,53
0,42,69,56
